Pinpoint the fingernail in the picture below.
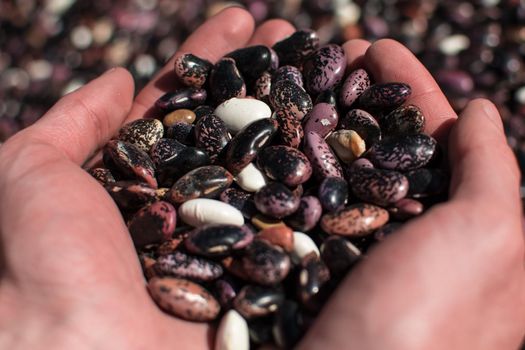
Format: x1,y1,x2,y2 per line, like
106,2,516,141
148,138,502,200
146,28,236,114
209,4,246,18
102,67,118,76
479,99,504,132
480,99,498,117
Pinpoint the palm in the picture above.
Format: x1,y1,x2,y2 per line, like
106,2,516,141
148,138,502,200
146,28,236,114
0,137,211,348
315,203,525,349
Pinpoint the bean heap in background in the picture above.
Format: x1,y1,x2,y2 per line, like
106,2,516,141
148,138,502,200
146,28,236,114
91,29,448,349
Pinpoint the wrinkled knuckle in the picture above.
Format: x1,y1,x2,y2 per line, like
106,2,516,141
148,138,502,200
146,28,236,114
0,129,37,164
371,38,403,52
0,134,61,189
69,95,109,145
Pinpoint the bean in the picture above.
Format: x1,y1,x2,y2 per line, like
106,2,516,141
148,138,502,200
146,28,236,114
93,32,452,348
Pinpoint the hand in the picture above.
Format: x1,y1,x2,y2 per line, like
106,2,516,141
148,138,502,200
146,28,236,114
299,40,525,350
0,7,523,350
0,8,295,349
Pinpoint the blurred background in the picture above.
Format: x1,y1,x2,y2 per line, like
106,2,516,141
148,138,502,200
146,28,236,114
1,0,525,179
1,1,525,348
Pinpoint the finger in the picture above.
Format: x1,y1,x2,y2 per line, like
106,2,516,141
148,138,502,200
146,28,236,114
364,39,457,141
128,7,255,121
7,68,134,165
448,98,521,213
247,18,295,46
342,39,371,71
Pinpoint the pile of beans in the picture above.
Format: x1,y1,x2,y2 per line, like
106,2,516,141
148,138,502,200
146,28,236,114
90,29,448,349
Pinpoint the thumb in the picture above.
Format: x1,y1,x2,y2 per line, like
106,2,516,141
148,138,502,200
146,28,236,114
448,98,521,215
7,67,135,166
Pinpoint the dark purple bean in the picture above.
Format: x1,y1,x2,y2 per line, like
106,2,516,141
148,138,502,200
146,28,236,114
272,29,320,67
156,146,210,187
154,251,223,281
214,277,240,309
272,65,303,87
270,80,313,121
297,254,330,311
339,68,371,108
303,44,346,94
103,140,157,188
348,167,409,206
128,200,177,248
226,45,273,81
248,316,275,345
303,131,344,179
185,224,255,257
436,69,474,96
165,121,195,145
405,168,449,198
194,114,231,162
381,104,426,136
193,105,215,120
174,53,213,88
219,188,257,218
254,71,272,104
210,57,246,104
257,146,312,186
340,109,381,146
269,47,279,71
254,182,301,219
285,196,323,232
273,300,306,349
320,236,361,277
105,180,159,211
225,118,278,175
359,82,412,111
233,284,285,319
168,165,233,203
365,133,437,171
155,88,207,112
242,240,291,285
315,89,338,106
318,177,349,212
150,138,186,168
89,167,115,185
275,108,304,148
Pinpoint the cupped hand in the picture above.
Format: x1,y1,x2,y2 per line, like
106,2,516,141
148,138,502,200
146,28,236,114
0,8,295,350
299,40,525,350
0,7,523,350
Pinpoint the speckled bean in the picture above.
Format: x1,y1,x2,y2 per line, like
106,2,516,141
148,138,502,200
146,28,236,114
348,167,409,206
148,277,220,322
254,182,301,219
365,133,437,171
321,203,389,237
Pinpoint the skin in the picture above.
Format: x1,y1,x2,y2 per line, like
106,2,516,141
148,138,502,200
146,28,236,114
0,7,523,350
